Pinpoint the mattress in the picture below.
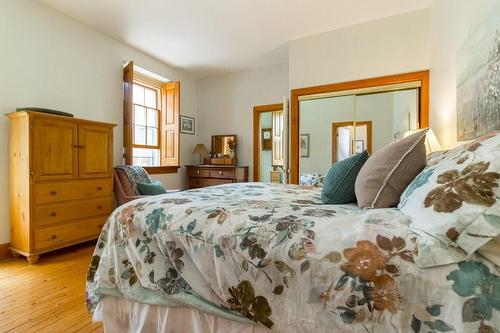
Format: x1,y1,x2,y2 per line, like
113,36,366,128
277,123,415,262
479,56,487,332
96,296,277,333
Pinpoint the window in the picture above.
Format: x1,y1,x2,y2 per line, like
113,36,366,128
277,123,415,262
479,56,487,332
123,62,180,173
132,83,161,166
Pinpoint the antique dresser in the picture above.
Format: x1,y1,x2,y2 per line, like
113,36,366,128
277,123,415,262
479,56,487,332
185,165,248,189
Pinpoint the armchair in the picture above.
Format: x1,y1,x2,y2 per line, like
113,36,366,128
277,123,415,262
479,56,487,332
113,167,179,206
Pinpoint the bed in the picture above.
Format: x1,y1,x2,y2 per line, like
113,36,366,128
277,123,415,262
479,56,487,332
86,133,500,333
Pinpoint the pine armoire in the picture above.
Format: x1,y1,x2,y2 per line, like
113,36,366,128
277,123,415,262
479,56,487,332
7,111,116,264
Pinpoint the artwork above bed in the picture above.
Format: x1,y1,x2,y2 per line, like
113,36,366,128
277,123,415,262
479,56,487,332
457,1,500,141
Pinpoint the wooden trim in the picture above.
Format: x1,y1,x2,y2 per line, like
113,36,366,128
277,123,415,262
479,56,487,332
332,121,373,163
143,166,179,174
290,70,430,184
123,61,134,165
0,243,10,259
253,103,283,182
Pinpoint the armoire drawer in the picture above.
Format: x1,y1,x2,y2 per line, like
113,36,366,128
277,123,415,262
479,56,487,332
34,178,112,204
34,196,113,227
34,215,106,251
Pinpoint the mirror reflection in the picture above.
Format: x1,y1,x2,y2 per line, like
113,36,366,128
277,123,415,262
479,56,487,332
299,89,418,176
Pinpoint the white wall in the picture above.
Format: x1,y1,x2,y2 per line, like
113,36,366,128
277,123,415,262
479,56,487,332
289,9,431,89
429,0,500,148
0,0,198,244
197,64,289,180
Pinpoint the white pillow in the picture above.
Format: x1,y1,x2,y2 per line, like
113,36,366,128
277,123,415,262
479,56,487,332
399,131,500,267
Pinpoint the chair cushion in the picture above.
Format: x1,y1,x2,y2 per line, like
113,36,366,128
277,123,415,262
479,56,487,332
321,151,368,204
116,168,135,196
355,129,428,208
137,181,167,195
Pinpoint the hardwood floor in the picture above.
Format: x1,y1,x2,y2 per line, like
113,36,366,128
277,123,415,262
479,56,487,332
0,242,103,333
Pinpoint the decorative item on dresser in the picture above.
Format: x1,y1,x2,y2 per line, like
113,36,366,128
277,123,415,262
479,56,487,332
7,110,116,264
186,165,248,189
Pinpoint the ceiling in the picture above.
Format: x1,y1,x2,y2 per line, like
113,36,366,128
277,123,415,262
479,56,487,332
40,0,433,78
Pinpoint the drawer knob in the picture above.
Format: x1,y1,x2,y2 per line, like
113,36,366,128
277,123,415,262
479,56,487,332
96,186,102,191
50,191,57,195
219,171,223,175
50,212,57,217
98,224,103,228
196,171,200,174
97,205,102,210
51,235,57,240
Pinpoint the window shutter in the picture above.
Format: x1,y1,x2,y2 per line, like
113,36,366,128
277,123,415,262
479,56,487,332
123,61,134,165
161,81,180,166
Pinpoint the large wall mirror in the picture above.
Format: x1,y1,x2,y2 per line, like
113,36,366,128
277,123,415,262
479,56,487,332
290,71,429,184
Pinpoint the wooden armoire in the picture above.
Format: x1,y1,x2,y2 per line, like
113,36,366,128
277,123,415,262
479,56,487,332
7,111,116,263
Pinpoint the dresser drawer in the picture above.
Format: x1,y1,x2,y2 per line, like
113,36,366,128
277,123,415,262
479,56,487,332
209,169,235,179
34,196,113,227
34,178,112,204
189,178,232,188
34,216,106,251
187,168,210,178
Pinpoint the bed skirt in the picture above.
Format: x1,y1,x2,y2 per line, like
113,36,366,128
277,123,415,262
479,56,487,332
94,296,272,333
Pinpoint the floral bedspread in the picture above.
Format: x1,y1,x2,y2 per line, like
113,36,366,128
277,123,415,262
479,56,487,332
86,183,500,332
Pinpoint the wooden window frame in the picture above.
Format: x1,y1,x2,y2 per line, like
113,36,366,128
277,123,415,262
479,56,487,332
289,70,430,184
123,62,180,174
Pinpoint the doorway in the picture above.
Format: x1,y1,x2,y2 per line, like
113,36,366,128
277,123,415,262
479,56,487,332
332,121,373,163
253,104,284,182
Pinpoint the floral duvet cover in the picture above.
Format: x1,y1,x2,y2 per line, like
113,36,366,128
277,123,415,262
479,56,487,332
86,183,500,333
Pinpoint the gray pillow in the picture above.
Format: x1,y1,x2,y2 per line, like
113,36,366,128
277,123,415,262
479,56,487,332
355,129,428,208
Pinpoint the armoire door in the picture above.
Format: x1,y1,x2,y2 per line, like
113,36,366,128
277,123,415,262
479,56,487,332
78,125,113,179
32,118,78,182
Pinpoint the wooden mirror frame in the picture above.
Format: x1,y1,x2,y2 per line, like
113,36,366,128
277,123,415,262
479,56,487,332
253,103,283,181
289,70,430,184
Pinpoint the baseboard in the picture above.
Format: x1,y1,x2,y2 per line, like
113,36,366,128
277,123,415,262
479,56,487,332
0,243,11,259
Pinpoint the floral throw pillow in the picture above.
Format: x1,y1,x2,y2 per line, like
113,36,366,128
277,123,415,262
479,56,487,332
399,131,500,267
299,173,322,187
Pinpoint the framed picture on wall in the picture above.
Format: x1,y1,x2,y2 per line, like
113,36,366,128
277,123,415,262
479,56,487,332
261,128,272,151
180,115,195,134
352,140,365,154
300,134,310,158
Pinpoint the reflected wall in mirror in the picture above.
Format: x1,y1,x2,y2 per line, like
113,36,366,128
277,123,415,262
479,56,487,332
253,103,285,183
299,89,419,175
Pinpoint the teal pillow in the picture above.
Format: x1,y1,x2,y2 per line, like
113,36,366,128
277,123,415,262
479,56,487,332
321,151,369,204
136,181,167,195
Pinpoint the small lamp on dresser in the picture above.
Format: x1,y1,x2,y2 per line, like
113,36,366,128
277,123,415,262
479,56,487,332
192,144,209,164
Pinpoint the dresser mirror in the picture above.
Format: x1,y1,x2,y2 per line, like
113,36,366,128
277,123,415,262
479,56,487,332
210,134,238,165
290,71,430,184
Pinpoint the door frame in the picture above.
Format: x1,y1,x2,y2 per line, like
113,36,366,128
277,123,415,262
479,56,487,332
332,121,373,163
252,103,283,181
289,70,430,184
